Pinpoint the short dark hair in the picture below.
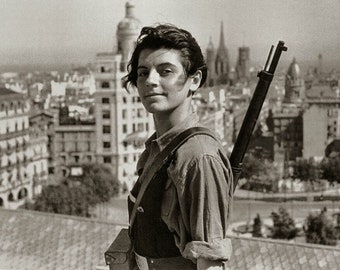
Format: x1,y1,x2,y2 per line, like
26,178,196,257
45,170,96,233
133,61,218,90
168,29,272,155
123,24,207,89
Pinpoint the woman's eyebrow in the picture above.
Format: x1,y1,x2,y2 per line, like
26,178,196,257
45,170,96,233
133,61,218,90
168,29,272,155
137,62,177,70
137,65,148,70
156,62,177,69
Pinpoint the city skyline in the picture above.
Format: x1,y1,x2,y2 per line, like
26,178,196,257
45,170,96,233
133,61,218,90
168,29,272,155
1,0,340,71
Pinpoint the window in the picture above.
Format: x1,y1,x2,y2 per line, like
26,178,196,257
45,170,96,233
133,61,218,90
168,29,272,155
102,110,110,119
138,123,144,131
103,157,111,163
103,141,111,148
102,81,110,88
122,109,127,119
102,97,110,104
103,125,111,134
123,97,127,104
122,124,127,133
74,155,79,163
124,156,128,163
137,109,144,118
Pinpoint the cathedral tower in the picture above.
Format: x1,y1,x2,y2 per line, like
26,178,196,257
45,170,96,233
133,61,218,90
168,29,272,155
205,37,216,87
235,46,250,82
215,22,229,85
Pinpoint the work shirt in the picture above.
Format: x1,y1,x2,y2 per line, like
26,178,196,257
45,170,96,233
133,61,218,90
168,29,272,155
135,113,233,263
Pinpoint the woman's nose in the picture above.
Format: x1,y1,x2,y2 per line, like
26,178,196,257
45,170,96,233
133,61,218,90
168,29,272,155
145,69,159,86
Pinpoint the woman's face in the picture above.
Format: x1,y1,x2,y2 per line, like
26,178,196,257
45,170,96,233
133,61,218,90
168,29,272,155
136,48,201,116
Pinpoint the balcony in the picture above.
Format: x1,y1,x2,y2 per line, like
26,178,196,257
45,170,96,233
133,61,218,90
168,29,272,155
0,129,28,140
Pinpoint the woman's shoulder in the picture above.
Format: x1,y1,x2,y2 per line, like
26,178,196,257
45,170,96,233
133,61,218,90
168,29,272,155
181,130,224,158
172,130,228,171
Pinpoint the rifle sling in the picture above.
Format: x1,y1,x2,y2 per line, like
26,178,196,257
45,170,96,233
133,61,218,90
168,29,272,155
129,127,217,232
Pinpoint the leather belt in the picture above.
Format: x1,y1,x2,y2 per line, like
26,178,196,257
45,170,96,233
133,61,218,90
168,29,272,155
134,252,196,270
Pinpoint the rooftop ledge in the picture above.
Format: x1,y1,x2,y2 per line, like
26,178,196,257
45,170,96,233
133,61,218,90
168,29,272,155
1,208,339,270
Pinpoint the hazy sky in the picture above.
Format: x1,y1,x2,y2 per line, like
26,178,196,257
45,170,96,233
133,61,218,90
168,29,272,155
1,0,340,69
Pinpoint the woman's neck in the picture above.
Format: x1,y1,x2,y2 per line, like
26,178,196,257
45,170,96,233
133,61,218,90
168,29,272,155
153,106,192,137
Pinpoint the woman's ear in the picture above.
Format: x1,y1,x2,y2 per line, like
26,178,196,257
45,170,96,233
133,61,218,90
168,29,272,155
189,70,202,93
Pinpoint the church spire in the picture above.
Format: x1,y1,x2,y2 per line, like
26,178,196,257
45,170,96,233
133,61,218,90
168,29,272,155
219,21,226,49
214,21,229,84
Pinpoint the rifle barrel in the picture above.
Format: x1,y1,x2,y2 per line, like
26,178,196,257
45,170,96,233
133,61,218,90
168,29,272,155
230,41,287,191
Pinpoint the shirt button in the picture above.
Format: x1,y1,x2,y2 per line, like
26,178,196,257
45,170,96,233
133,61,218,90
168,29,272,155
137,206,144,213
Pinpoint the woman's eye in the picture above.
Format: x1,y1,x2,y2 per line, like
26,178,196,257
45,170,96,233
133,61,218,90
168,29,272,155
161,69,172,75
137,71,148,77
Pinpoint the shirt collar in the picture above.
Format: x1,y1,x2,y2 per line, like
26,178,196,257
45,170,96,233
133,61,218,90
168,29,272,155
145,113,199,151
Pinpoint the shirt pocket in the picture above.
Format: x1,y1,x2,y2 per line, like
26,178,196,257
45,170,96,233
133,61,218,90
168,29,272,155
161,179,174,217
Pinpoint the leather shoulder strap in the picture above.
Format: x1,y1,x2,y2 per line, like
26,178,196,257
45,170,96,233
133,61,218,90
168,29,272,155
129,127,217,230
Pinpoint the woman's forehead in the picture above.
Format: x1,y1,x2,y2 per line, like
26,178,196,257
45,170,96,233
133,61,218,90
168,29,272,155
138,48,184,67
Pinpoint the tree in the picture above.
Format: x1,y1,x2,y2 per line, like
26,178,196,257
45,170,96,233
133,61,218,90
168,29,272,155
271,207,298,240
293,158,320,190
33,184,90,217
240,154,278,192
252,213,263,237
30,163,121,217
79,163,121,203
304,208,338,246
320,155,340,184
240,154,266,180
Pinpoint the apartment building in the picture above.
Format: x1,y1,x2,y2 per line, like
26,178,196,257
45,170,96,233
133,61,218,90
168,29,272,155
0,88,48,208
93,1,154,189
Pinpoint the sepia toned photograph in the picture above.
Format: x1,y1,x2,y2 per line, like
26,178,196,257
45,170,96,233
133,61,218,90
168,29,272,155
1,0,340,269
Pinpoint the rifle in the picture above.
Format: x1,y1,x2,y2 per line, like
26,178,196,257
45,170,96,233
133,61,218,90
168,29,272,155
230,41,287,192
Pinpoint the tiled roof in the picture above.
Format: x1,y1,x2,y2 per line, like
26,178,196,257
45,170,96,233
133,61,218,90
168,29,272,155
0,208,123,270
1,208,340,270
226,236,340,270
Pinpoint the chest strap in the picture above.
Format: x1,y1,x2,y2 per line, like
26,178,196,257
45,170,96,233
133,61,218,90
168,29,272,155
129,127,217,232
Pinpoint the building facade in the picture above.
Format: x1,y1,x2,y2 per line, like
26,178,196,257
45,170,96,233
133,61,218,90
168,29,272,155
54,116,97,178
303,99,340,158
0,88,48,208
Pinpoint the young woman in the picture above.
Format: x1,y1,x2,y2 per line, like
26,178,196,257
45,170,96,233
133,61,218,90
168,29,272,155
124,24,233,270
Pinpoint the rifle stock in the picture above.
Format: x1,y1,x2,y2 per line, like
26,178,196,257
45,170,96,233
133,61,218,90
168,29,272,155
230,41,287,192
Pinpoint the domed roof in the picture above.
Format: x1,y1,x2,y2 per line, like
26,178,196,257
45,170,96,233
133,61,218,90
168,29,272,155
286,58,301,79
117,1,141,36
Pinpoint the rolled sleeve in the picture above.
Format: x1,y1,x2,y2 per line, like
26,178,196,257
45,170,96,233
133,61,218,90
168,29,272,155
183,238,232,261
181,154,233,262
